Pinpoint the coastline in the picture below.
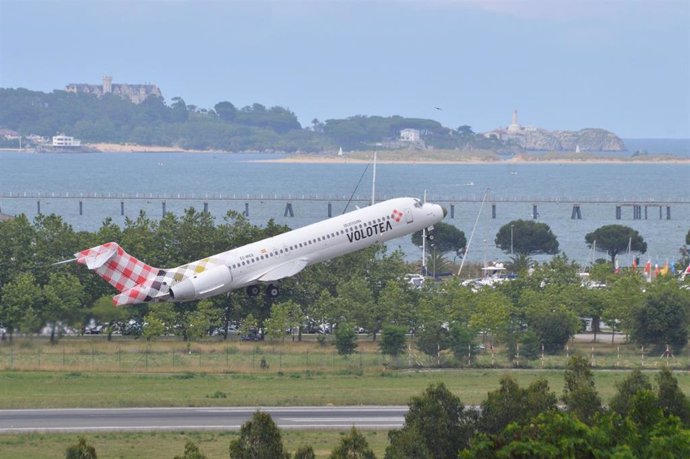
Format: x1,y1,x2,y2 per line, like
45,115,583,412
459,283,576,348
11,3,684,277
3,143,689,165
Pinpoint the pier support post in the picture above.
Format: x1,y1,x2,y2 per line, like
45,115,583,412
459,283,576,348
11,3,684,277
645,206,648,220
659,206,663,220
328,202,332,218
37,201,41,215
203,202,208,213
666,206,671,220
243,203,249,217
634,205,642,220
491,204,496,219
571,205,582,219
532,205,538,219
284,203,294,217
79,201,83,216
162,201,166,215
120,201,125,216
450,204,455,219
616,206,621,220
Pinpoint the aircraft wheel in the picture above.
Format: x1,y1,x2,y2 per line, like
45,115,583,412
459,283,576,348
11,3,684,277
266,284,280,298
246,285,260,297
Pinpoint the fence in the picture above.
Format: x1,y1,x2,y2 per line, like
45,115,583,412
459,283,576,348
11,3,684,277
0,337,687,374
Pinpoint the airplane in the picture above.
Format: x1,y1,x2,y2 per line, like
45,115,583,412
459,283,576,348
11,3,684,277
73,197,446,306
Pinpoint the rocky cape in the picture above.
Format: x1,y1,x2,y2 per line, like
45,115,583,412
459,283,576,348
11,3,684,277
485,126,625,152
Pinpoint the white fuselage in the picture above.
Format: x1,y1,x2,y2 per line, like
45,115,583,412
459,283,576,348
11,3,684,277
168,197,445,300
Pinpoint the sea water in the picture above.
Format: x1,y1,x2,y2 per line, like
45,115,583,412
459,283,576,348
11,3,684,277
0,151,688,265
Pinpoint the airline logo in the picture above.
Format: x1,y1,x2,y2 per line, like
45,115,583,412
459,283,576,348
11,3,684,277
347,220,393,243
391,209,404,222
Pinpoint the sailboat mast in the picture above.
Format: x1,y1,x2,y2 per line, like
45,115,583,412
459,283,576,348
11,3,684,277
371,151,377,205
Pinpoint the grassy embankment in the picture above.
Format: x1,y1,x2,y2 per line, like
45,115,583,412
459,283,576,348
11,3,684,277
0,430,390,459
1,336,688,409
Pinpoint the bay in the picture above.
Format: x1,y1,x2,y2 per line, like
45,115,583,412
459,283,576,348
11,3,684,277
1,152,688,266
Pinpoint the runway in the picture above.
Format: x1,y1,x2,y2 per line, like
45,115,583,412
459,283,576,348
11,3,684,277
0,406,408,433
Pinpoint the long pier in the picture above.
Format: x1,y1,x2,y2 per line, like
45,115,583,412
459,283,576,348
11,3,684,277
1,192,687,221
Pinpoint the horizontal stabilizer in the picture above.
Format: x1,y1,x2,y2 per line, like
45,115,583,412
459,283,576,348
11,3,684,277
74,242,159,294
77,244,118,269
257,258,309,282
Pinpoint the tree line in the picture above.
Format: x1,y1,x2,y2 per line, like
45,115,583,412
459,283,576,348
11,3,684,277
67,358,690,458
0,88,509,152
1,210,690,363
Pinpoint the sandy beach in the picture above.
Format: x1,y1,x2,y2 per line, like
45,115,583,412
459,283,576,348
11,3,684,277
6,143,685,165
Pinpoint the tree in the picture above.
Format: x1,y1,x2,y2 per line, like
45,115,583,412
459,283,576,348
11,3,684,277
143,302,177,341
265,300,303,342
609,368,652,417
415,321,449,360
656,367,690,425
456,125,475,137
411,222,466,255
379,325,407,358
214,101,237,121
386,383,475,459
334,323,357,356
495,220,559,255
293,445,316,459
520,287,580,353
65,436,97,459
585,224,647,266
174,441,207,459
448,322,475,365
460,411,611,458
228,411,289,459
89,296,128,341
630,279,690,349
0,272,42,341
328,426,375,459
384,428,432,459
562,355,602,425
479,376,557,434
43,272,84,343
505,253,534,274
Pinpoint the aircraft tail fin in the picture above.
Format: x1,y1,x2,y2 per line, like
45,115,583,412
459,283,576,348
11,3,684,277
75,242,161,293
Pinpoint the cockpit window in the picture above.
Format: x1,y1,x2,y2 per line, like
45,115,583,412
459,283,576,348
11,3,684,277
413,198,422,208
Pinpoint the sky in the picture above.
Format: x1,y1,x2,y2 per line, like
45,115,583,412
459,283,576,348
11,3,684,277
1,0,688,138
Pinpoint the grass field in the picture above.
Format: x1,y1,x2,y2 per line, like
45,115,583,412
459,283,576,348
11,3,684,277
2,337,690,457
2,367,689,409
0,430,390,459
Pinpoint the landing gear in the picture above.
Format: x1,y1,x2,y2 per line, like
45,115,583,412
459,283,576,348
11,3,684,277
266,284,280,299
245,284,280,298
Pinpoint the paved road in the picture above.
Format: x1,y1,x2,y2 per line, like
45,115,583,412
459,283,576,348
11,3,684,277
0,407,408,433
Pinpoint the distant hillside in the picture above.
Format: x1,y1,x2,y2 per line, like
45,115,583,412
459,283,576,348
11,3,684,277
0,87,622,154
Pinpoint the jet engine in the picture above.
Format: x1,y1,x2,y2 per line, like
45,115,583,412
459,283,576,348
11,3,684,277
169,265,232,302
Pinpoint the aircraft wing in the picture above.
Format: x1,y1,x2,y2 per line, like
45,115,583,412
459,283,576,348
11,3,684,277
256,257,309,282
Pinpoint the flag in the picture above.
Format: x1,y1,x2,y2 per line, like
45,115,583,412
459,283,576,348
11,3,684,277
644,260,652,276
660,261,669,276
632,257,638,271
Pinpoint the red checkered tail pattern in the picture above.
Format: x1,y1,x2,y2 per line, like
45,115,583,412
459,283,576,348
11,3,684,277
75,242,160,294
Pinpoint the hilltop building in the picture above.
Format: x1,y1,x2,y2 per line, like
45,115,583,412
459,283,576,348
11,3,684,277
65,75,162,104
400,128,421,142
52,134,81,147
